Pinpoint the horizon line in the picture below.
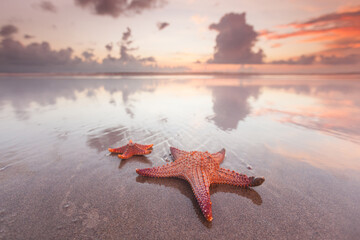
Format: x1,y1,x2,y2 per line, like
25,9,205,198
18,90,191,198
1,71,360,77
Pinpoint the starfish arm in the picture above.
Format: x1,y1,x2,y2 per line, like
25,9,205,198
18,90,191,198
185,168,213,222
211,148,226,164
136,162,181,178
118,149,135,159
108,145,128,154
170,147,189,160
134,146,153,155
212,168,253,188
134,143,154,150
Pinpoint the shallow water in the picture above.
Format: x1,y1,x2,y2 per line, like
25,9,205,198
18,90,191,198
0,74,359,239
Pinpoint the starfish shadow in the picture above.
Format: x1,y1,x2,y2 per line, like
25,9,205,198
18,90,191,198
108,154,152,169
136,176,263,228
210,184,263,205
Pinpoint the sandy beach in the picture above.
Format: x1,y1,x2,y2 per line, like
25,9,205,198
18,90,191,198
1,75,360,239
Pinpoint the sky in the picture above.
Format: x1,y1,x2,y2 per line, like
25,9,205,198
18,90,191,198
0,0,360,73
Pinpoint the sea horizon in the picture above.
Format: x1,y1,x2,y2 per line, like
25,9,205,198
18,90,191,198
1,71,360,77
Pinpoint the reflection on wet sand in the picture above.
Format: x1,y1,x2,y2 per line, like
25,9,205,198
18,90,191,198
87,126,129,153
208,85,260,130
1,75,360,239
244,78,360,143
1,75,360,145
0,77,157,120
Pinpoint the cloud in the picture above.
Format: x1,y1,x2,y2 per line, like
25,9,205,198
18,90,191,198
294,7,360,28
319,54,360,65
263,6,360,50
260,6,360,66
271,55,316,65
39,1,57,13
157,22,169,30
0,27,185,73
0,24,18,37
208,13,264,64
271,43,282,48
82,50,95,61
122,27,131,41
74,0,167,18
270,53,360,65
107,27,155,63
0,38,78,68
139,56,156,62
24,34,35,39
105,43,113,51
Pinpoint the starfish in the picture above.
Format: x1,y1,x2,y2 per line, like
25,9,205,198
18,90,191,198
136,147,265,222
108,140,153,159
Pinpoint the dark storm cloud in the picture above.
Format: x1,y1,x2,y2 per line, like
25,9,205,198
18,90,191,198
39,1,57,13
74,0,167,18
0,24,18,37
105,43,113,51
157,22,169,30
24,34,35,39
319,54,360,65
208,13,264,64
271,55,316,65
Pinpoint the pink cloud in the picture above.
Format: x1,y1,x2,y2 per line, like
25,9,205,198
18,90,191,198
270,55,316,65
39,1,57,13
157,22,169,30
270,43,282,48
105,43,113,52
263,6,360,51
0,24,18,37
320,54,360,65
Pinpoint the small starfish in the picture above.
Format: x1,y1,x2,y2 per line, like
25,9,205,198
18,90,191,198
136,147,265,222
108,140,153,159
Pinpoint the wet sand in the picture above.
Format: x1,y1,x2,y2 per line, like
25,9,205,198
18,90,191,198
0,75,360,239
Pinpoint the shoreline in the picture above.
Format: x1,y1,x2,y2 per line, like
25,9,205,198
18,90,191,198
1,71,360,77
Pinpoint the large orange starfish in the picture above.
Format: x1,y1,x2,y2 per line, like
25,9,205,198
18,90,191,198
136,147,265,221
108,140,153,159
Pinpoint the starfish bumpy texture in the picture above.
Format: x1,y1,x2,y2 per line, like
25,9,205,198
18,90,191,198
108,140,153,159
136,147,265,221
